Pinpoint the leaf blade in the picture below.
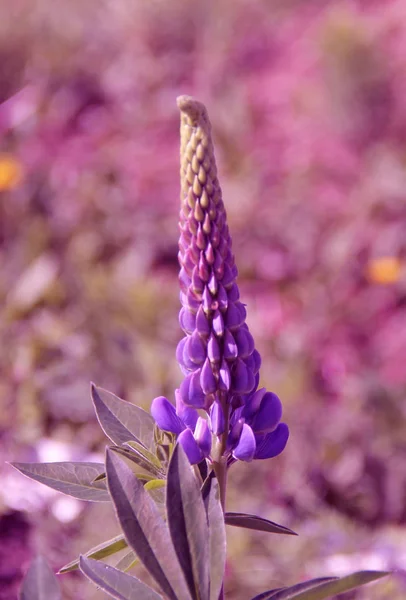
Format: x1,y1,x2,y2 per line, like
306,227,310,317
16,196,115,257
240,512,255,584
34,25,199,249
91,385,155,448
58,534,128,574
166,444,210,600
79,556,162,600
20,556,61,600
11,462,110,502
106,448,192,600
225,512,297,536
204,477,226,600
251,571,389,600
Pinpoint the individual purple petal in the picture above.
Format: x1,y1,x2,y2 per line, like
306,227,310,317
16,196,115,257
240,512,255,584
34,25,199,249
209,401,225,435
235,327,255,358
198,254,210,281
252,349,262,374
176,337,199,372
177,429,203,464
208,271,218,295
200,359,217,395
196,305,210,337
179,267,191,292
212,310,224,337
185,331,206,365
202,286,212,312
186,288,201,311
192,266,204,293
179,307,196,334
216,284,228,310
232,358,256,394
221,262,235,287
175,389,198,430
228,283,240,302
218,359,231,390
194,417,212,457
205,243,215,265
150,396,185,434
232,423,256,461
254,423,289,459
180,370,206,408
251,392,282,433
223,329,238,360
225,302,245,330
244,387,267,419
207,333,221,363
228,415,244,447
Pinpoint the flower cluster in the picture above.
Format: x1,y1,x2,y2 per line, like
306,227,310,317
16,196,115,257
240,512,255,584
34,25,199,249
151,96,289,464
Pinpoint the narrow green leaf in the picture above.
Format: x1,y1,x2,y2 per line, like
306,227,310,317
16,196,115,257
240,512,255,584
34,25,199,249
20,556,61,600
204,477,226,600
166,444,210,600
80,556,163,600
91,384,155,449
11,462,110,502
225,512,297,536
58,535,128,574
106,448,192,600
109,446,164,479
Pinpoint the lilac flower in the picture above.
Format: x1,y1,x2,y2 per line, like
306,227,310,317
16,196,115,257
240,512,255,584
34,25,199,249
151,96,288,464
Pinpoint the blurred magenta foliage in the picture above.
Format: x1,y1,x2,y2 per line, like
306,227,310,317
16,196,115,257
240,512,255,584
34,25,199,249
1,1,406,599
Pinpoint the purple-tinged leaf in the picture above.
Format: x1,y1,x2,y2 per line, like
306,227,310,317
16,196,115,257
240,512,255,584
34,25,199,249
106,449,192,600
20,556,61,600
91,385,155,449
203,477,226,600
166,444,210,600
225,513,297,536
58,534,128,574
250,571,389,600
250,579,337,600
79,556,162,600
11,462,109,502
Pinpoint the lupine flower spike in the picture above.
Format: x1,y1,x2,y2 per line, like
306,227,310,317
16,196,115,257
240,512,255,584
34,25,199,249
151,96,289,467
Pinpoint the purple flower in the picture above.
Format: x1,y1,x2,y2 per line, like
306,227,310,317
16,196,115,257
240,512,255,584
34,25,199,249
150,96,289,464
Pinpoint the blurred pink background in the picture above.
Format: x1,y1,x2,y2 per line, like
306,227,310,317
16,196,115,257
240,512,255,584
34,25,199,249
1,1,406,598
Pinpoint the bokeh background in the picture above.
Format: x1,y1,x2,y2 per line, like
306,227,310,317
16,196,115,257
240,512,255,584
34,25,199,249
1,0,406,598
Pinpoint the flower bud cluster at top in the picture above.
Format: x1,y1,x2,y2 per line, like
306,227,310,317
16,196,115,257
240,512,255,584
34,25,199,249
151,96,289,464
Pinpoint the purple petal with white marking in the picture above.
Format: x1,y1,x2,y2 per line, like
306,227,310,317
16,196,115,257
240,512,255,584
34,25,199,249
232,423,256,461
223,329,238,360
207,333,221,363
194,417,212,457
200,359,217,395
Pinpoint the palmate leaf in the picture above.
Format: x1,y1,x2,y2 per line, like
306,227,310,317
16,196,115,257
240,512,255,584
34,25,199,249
250,571,389,600
10,462,110,502
106,448,192,600
59,534,128,574
20,556,61,600
166,444,210,600
79,556,162,600
225,512,297,536
203,476,226,600
91,384,155,449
